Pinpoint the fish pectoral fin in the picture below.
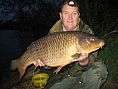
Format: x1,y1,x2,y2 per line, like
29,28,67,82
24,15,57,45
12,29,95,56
71,53,81,59
53,66,63,74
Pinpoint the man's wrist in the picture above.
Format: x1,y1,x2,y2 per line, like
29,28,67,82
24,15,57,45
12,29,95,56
78,58,89,66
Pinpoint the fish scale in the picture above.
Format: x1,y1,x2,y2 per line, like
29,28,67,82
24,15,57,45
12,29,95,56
10,31,105,80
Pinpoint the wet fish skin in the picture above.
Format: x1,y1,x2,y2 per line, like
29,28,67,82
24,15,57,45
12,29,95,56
10,31,105,80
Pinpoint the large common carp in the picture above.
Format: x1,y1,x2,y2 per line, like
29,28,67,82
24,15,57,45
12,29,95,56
10,31,105,80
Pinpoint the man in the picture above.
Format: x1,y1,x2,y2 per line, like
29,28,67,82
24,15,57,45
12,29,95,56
36,0,108,89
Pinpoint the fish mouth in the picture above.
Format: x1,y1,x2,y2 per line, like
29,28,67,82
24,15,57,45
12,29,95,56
91,41,105,51
100,41,105,49
100,41,105,46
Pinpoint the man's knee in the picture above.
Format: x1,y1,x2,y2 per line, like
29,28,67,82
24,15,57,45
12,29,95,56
82,62,108,82
91,62,108,78
81,62,108,89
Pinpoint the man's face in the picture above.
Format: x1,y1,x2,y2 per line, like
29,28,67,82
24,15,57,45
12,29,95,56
60,4,80,31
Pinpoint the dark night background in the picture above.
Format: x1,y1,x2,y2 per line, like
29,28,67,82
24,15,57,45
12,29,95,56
0,0,118,88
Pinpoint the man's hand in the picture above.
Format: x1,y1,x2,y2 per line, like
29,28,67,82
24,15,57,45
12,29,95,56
33,59,45,67
72,53,89,66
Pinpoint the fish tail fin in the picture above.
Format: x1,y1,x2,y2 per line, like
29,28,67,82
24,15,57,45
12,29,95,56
10,59,18,70
10,59,26,80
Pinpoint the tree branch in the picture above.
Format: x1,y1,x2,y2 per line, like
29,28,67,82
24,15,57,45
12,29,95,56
102,30,118,38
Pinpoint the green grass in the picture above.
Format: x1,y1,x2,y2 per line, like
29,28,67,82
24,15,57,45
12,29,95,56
98,33,118,80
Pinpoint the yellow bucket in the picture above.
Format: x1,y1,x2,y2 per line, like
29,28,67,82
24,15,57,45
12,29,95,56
32,73,49,88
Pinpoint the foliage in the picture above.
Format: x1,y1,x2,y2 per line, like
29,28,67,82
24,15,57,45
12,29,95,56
98,33,118,81
0,0,61,34
93,9,118,37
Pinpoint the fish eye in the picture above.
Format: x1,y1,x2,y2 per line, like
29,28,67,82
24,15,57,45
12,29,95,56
90,37,95,41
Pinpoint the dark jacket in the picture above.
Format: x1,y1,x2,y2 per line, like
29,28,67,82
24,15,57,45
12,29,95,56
45,19,98,88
